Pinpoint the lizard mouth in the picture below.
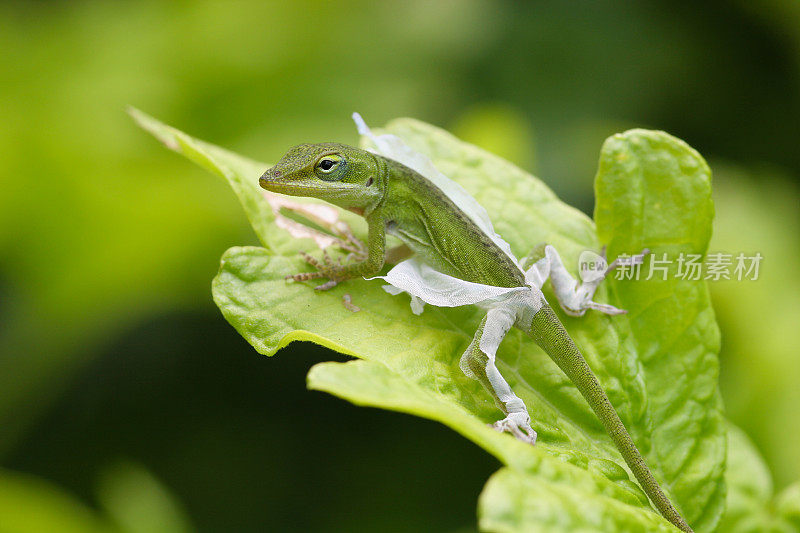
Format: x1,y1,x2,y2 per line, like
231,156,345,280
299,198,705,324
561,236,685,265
258,168,292,191
258,175,275,189
259,166,279,184
259,177,296,194
259,174,332,196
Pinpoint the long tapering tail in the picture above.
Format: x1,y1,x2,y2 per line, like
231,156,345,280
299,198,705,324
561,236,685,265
527,305,693,533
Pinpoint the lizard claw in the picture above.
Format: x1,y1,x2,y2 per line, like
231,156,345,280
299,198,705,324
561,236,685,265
285,271,324,282
321,248,335,267
286,251,339,287
287,249,357,291
314,280,339,291
491,412,537,445
299,251,322,268
585,300,627,315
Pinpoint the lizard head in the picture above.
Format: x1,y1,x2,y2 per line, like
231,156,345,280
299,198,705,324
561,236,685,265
259,143,383,214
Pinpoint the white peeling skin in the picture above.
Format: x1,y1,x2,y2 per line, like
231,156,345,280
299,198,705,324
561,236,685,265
263,190,368,259
479,307,537,444
263,191,341,226
375,258,543,444
375,259,544,327
351,115,584,446
381,284,405,296
531,245,626,317
524,256,549,290
409,296,425,315
352,113,521,269
373,258,526,309
479,307,516,366
351,114,548,444
263,191,342,249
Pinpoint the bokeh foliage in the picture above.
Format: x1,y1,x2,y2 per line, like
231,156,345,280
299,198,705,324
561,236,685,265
1,0,799,531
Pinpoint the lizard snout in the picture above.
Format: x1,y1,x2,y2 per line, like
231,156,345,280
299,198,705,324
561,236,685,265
259,167,283,189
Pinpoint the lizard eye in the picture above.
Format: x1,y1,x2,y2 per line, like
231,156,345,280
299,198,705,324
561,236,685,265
316,154,343,174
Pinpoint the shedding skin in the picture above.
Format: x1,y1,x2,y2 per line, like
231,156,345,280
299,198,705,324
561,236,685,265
259,138,693,533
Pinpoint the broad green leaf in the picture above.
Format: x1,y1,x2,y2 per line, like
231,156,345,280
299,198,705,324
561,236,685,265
129,108,273,250
774,485,800,531
0,461,192,533
720,423,800,532
129,108,365,255
134,110,724,531
96,461,194,533
594,130,725,531
306,359,649,511
478,466,674,532
0,468,112,533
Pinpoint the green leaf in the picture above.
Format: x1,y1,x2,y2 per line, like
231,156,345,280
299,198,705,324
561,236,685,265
129,108,273,250
128,107,365,255
594,130,726,531
96,461,194,533
0,468,112,533
720,423,800,532
775,484,800,531
478,466,675,533
133,110,725,531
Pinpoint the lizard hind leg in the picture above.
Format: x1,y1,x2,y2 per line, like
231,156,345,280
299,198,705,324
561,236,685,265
460,312,537,445
523,244,636,317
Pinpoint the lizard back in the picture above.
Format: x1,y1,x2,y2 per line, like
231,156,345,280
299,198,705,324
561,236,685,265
375,157,526,289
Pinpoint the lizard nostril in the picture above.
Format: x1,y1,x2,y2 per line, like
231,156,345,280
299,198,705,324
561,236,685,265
261,169,282,183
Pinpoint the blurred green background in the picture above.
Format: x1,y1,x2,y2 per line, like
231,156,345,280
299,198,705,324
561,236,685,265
1,1,799,531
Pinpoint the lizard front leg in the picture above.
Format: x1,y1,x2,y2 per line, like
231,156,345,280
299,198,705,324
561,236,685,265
460,310,537,444
289,217,386,291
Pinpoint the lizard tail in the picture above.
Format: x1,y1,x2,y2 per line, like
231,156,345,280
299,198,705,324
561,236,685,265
526,304,694,533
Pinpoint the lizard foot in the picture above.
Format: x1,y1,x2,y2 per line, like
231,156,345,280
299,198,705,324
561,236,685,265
491,412,537,445
285,251,352,291
284,251,326,282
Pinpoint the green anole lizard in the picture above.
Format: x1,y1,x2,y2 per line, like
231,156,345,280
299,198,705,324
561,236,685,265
258,115,693,533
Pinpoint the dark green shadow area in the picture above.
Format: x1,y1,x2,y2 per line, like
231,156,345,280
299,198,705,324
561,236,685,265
6,310,499,532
